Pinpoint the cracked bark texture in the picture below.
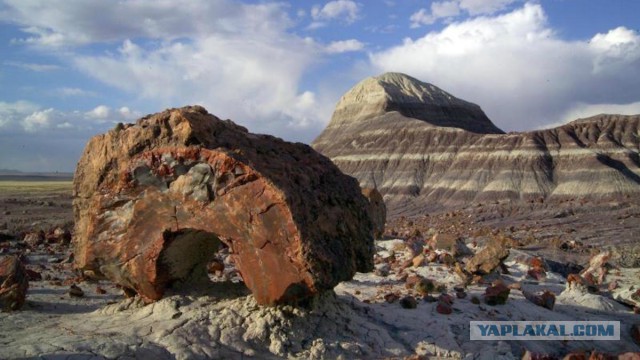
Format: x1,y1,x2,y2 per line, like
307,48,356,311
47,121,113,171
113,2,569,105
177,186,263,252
73,105,374,305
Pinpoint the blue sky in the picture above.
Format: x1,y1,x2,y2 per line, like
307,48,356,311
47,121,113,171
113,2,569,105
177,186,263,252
1,0,639,172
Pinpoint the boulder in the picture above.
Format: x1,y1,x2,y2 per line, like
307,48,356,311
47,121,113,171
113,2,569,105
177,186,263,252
484,281,510,305
73,106,374,305
0,255,29,311
430,233,472,257
523,290,556,310
361,188,386,238
464,237,509,275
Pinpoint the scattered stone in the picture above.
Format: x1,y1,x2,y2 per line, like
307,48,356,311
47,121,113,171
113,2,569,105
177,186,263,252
73,106,374,305
362,188,386,239
25,269,42,281
438,253,455,266
374,263,390,277
562,351,587,360
527,268,547,281
484,281,510,306
632,324,640,346
617,353,640,360
521,349,558,360
414,278,435,296
96,286,107,295
69,284,84,298
508,282,522,290
580,251,612,285
608,280,618,291
455,290,467,299
23,231,45,248
412,254,425,268
2,211,10,215
464,237,509,275
0,255,29,311
399,295,417,309
207,260,225,275
384,293,399,304
470,296,481,305
523,290,556,310
436,301,452,315
405,274,421,290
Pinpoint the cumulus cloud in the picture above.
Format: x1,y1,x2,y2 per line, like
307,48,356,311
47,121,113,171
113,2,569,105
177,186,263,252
410,0,516,27
326,39,365,53
1,0,329,142
309,0,361,28
1,0,292,47
312,0,360,22
372,3,640,131
86,105,110,119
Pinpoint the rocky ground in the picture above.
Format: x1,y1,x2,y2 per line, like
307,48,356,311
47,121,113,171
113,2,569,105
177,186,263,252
1,185,639,359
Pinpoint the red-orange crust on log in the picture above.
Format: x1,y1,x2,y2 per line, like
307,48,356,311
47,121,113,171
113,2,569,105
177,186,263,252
73,106,374,305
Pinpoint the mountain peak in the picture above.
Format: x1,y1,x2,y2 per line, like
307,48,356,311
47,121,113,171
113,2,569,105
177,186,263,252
329,72,503,134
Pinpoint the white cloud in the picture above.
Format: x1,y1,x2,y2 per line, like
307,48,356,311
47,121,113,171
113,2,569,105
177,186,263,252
3,60,61,72
1,0,294,47
410,1,460,27
326,39,365,53
410,0,516,27
1,0,329,142
311,0,361,24
22,108,53,132
86,105,110,119
372,3,640,131
0,100,39,128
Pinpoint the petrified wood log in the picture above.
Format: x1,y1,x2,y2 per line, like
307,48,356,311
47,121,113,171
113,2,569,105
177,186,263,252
73,106,373,305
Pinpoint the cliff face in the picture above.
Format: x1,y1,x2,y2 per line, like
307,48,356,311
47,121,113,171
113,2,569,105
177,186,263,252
312,73,640,216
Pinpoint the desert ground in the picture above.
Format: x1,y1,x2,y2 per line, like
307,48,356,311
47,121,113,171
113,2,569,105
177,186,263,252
1,179,639,359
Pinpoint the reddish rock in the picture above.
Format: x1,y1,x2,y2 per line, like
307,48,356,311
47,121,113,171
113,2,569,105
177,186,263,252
399,295,417,309
96,286,107,295
73,106,374,305
384,293,399,303
631,324,640,346
361,188,386,239
529,256,547,270
523,290,556,310
436,301,452,314
617,353,640,360
562,352,587,360
521,350,559,360
46,227,72,244
588,352,616,360
412,254,425,267
25,269,42,281
484,281,510,306
0,255,29,311
405,274,421,290
464,237,509,275
207,260,225,274
69,284,84,298
23,231,45,248
527,268,547,281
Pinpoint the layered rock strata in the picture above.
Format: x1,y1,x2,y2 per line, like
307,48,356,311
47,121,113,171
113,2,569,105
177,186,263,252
73,106,374,305
313,73,640,215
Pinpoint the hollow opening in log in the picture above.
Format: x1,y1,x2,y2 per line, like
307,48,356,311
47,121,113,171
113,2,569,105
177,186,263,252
158,228,223,290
